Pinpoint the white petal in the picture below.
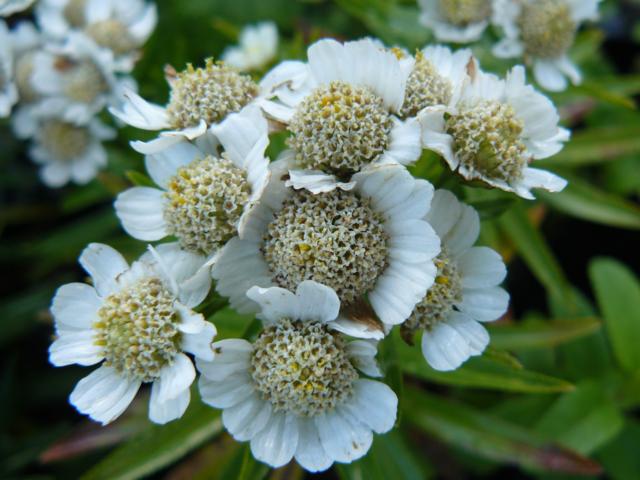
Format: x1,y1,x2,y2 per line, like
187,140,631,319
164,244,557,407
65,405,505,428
421,313,489,371
182,321,217,361
295,280,340,324
246,285,299,324
196,339,252,381
295,417,333,472
343,379,397,433
199,373,254,408
114,187,167,241
286,169,355,194
250,413,298,468
533,60,568,92
51,283,101,330
70,366,141,425
148,382,190,424
377,117,421,166
316,407,373,464
457,287,510,322
49,330,102,366
210,105,269,166
516,167,567,197
458,247,507,288
156,353,195,403
445,204,480,256
79,243,129,297
144,141,200,189
346,340,382,377
418,107,458,169
222,394,273,441
425,189,462,239
330,317,385,340
109,88,169,130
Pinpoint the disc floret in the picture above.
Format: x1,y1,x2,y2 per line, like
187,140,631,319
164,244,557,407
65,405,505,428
438,0,492,26
40,120,91,159
518,0,577,59
400,51,453,118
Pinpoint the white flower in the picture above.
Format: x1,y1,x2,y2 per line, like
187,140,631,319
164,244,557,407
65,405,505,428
492,0,602,91
212,162,441,336
403,190,509,371
36,0,157,71
418,0,494,43
222,22,278,71
397,44,472,118
0,0,34,16
115,106,271,261
0,20,18,117
110,57,285,151
28,107,116,187
418,65,569,199
198,280,397,471
49,242,215,425
260,38,422,194
30,31,136,124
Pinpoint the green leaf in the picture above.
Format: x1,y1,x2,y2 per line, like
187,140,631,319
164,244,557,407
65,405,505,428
589,258,640,372
394,333,573,393
124,170,156,188
538,126,640,167
538,175,640,230
498,205,569,299
488,317,601,351
82,400,222,480
403,388,602,475
336,431,430,480
534,381,624,455
598,420,640,480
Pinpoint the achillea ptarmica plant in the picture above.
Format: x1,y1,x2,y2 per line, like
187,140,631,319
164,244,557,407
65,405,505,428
492,0,602,91
417,0,495,43
198,281,397,471
418,65,569,199
49,243,215,425
114,106,270,261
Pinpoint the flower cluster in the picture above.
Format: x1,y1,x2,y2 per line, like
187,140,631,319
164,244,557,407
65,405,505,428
49,36,571,471
418,0,602,91
0,0,157,186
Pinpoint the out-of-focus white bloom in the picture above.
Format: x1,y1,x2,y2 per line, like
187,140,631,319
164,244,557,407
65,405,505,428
417,0,494,43
397,45,472,118
110,58,284,152
49,243,214,425
36,0,157,71
212,163,440,336
492,0,602,91
0,0,35,16
198,280,397,471
260,38,423,193
27,106,116,187
419,65,569,199
115,106,270,262
222,22,278,71
0,21,18,117
30,31,136,123
404,190,509,371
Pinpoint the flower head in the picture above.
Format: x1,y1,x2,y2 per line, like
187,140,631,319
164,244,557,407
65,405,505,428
212,163,440,334
49,243,215,425
222,22,278,71
0,20,18,117
115,106,270,259
419,65,569,199
261,38,422,193
402,190,509,370
198,281,397,471
492,0,602,91
418,0,494,43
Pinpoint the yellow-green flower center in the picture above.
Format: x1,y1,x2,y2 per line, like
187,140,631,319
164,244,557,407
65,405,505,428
251,319,358,417
40,120,91,160
438,0,492,26
399,51,453,118
519,0,577,59
86,19,138,55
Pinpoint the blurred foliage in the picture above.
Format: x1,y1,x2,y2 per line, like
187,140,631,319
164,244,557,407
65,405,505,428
1,0,640,479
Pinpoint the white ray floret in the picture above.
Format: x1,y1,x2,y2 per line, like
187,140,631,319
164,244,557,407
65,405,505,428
0,0,34,16
36,0,157,72
419,65,569,199
27,107,115,188
492,0,602,91
0,20,18,117
198,280,396,471
260,38,422,194
417,0,495,43
403,190,509,371
49,243,215,425
222,21,278,72
30,31,135,123
115,106,271,262
212,162,441,336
